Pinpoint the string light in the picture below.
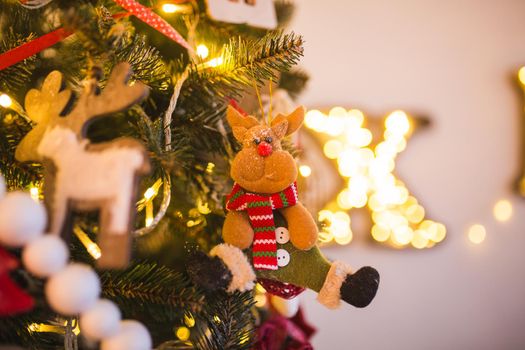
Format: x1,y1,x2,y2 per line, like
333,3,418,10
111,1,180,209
29,186,39,202
304,107,445,248
0,93,12,108
468,224,486,244
176,326,190,341
299,165,312,177
493,199,513,222
196,44,209,59
519,66,525,86
207,57,224,68
73,226,101,259
184,313,195,328
162,3,185,13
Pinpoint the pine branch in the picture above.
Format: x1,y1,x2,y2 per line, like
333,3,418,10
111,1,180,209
185,31,304,102
100,263,205,319
192,292,255,350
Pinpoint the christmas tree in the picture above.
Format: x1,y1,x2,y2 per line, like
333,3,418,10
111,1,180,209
0,0,313,349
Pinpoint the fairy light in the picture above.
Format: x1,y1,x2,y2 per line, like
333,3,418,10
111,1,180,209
162,3,185,13
468,224,486,244
144,187,156,201
207,57,224,68
299,165,312,177
197,198,211,215
73,226,101,259
29,186,39,201
27,321,79,335
206,162,215,173
176,326,190,341
140,179,162,227
184,313,195,328
304,107,444,248
493,199,513,222
0,94,12,108
196,44,209,59
519,66,525,86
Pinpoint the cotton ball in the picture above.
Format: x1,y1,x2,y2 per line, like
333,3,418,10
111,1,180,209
101,320,152,350
0,176,5,200
46,263,100,315
0,191,46,247
22,235,69,278
80,299,121,340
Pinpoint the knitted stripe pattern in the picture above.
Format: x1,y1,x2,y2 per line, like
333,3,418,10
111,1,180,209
225,182,298,270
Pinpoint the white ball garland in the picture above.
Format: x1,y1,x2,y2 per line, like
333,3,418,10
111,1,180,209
80,299,121,340
0,175,151,348
101,320,153,350
0,191,46,247
22,235,69,278
46,263,101,315
0,176,5,199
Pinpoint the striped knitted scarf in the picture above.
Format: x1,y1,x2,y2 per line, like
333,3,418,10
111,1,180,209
225,182,298,270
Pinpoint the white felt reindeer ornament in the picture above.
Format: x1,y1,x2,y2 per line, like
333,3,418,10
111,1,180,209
15,63,150,269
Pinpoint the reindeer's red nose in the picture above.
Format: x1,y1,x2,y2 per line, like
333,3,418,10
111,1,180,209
257,142,273,157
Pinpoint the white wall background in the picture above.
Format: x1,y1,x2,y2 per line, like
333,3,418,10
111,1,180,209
291,1,525,349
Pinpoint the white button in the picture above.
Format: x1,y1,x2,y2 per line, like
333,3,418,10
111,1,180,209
275,227,290,244
277,249,290,267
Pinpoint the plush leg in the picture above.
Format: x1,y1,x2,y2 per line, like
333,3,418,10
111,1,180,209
187,244,256,293
222,211,254,249
318,262,380,309
280,203,318,250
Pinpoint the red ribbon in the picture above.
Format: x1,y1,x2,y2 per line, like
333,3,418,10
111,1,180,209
0,2,192,71
113,0,193,52
0,28,73,71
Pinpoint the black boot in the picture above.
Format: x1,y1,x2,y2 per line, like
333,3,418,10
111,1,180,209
186,251,232,291
340,266,380,308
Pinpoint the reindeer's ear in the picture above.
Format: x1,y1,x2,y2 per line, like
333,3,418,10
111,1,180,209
271,106,305,137
226,105,259,141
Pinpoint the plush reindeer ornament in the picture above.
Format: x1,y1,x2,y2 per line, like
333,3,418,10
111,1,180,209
15,63,150,269
189,105,380,309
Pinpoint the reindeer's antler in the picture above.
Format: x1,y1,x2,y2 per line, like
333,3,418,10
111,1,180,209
15,62,149,163
15,71,73,162
64,62,149,136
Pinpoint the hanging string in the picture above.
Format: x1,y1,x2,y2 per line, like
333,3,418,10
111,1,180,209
268,77,273,124
133,68,189,237
250,65,265,121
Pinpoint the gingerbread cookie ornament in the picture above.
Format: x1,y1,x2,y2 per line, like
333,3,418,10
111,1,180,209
16,63,151,269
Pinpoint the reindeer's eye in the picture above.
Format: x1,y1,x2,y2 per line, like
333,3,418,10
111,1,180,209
264,136,273,144
253,138,261,145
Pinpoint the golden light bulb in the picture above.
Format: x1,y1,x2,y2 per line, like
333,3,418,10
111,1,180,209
468,224,486,244
371,224,390,242
323,140,343,159
144,187,156,200
162,3,183,13
196,44,209,59
385,110,410,136
184,313,196,328
176,326,190,341
207,57,224,67
493,199,513,222
411,230,429,249
519,66,525,85
29,187,39,201
0,94,12,108
299,165,312,177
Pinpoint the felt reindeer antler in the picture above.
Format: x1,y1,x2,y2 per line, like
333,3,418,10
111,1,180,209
15,62,149,163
